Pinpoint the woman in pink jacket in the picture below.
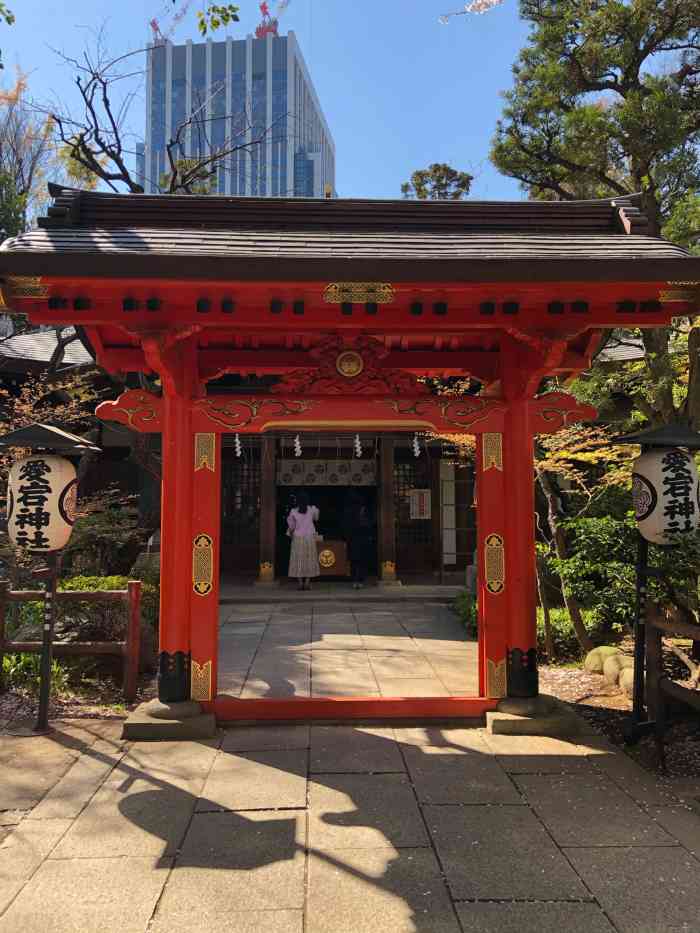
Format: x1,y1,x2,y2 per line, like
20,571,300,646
287,491,320,590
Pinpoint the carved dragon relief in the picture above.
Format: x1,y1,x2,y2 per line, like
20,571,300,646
96,390,163,432
194,397,316,430
382,397,508,430
270,335,431,396
529,392,597,433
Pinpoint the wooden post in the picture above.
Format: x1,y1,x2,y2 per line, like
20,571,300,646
158,390,195,702
645,606,662,724
189,432,222,704
503,397,538,697
475,434,508,699
430,454,442,576
0,580,7,692
123,580,142,702
258,435,277,584
378,437,397,583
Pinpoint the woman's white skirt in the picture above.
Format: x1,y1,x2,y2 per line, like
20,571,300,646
288,535,320,578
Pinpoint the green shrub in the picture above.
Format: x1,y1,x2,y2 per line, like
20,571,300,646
453,590,478,637
536,606,611,660
2,653,70,694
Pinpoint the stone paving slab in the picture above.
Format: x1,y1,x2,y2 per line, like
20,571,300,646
366,650,436,678
425,805,588,900
515,773,678,847
0,856,170,933
50,779,197,858
150,910,304,933
306,847,462,933
28,743,123,821
455,902,616,933
377,677,450,697
567,846,700,933
310,726,404,773
157,811,306,916
402,742,523,805
0,818,72,915
197,749,308,811
221,725,310,752
308,774,429,850
0,737,80,811
649,804,700,857
482,733,592,773
114,738,219,792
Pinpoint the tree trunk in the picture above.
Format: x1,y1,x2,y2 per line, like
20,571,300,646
536,554,556,660
536,467,594,653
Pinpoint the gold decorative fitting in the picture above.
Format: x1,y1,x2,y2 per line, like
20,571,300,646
194,433,216,472
486,658,507,698
381,560,397,580
318,548,336,568
259,561,275,582
659,288,700,303
7,276,50,298
191,660,213,701
323,282,395,304
335,351,364,379
482,433,503,471
485,533,505,595
193,533,214,596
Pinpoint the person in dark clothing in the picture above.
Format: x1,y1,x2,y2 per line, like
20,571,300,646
343,491,374,589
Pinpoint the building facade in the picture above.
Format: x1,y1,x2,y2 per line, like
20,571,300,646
142,32,335,198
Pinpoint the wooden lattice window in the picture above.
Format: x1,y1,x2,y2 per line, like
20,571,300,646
394,458,433,546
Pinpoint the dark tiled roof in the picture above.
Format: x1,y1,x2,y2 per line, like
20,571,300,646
0,326,93,366
0,187,698,283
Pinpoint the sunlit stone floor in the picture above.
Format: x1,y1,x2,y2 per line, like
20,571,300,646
217,601,478,699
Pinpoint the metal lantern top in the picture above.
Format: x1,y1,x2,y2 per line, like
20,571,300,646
0,423,101,453
614,423,700,450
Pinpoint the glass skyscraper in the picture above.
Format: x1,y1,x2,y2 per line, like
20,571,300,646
142,32,336,197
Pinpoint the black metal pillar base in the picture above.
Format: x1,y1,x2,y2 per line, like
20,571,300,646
157,651,191,703
507,648,539,698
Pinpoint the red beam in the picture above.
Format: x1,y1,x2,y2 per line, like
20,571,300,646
208,695,498,722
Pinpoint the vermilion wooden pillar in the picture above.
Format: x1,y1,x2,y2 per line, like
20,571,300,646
189,432,222,704
158,390,195,701
475,434,508,699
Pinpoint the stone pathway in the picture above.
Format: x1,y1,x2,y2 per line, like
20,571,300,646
218,601,478,698
1,718,700,932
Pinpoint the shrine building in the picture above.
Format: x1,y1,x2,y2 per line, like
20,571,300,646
1,186,698,723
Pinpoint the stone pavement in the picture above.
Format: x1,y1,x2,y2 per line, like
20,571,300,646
2,718,700,932
218,601,478,698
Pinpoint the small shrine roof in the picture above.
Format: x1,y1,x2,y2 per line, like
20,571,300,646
1,187,698,283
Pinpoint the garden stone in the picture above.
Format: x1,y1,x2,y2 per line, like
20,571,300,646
619,666,635,697
584,645,621,674
603,653,634,685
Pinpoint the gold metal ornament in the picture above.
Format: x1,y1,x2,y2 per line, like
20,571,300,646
194,433,216,472
259,561,275,582
486,658,507,698
318,548,336,568
323,283,395,304
191,660,213,701
193,533,214,596
381,560,397,580
485,533,505,595
482,433,503,471
6,276,50,298
335,351,364,379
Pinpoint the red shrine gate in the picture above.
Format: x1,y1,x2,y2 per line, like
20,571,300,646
2,188,697,722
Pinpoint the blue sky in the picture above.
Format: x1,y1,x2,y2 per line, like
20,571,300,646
4,0,531,199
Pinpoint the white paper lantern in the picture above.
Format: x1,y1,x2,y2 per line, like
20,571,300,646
632,447,700,544
7,455,77,551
